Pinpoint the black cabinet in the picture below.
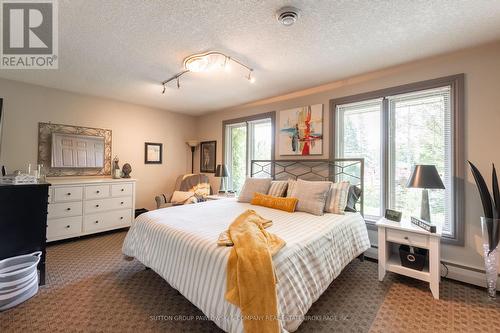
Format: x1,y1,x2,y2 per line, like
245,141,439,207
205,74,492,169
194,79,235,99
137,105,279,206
0,183,49,285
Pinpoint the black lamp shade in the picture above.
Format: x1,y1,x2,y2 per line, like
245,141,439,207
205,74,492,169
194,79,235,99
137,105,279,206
215,164,229,177
406,165,445,189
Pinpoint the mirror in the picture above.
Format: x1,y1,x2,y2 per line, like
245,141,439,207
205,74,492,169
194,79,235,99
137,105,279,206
51,133,105,168
38,122,112,177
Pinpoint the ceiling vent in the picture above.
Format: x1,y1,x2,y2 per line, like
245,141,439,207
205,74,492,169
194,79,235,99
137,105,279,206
276,6,300,26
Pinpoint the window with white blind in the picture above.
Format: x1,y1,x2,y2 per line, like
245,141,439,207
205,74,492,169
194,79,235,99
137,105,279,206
223,113,274,193
388,87,453,235
336,99,383,219
333,75,464,244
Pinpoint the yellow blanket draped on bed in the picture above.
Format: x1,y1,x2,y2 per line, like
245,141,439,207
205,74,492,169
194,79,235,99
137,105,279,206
220,209,285,333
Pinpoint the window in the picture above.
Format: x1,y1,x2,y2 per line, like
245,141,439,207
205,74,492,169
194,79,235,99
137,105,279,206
388,87,452,235
225,122,247,192
333,75,464,243
336,99,383,218
224,113,274,192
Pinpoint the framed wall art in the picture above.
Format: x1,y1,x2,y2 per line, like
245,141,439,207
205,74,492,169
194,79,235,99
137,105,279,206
200,140,216,173
279,104,323,156
145,142,163,164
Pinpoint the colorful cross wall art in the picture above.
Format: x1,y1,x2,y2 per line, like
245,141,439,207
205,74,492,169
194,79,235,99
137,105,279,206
279,104,323,156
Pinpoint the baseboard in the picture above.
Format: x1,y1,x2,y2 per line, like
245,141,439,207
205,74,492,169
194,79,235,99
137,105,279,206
442,260,500,291
365,246,499,291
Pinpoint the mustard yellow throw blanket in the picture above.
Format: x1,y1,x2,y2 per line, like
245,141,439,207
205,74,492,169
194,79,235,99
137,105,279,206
218,210,285,333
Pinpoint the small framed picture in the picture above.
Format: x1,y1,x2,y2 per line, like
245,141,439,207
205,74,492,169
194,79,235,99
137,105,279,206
200,140,217,173
145,142,162,164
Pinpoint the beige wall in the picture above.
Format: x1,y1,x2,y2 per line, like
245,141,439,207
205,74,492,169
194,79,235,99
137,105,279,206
0,78,196,210
195,41,500,271
0,41,498,276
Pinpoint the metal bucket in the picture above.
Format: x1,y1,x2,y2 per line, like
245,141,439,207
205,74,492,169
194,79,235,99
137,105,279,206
0,251,41,311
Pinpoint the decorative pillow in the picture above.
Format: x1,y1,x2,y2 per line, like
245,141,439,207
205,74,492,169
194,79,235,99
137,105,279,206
289,179,332,216
251,192,298,213
238,178,272,203
286,179,297,197
345,185,362,213
171,191,195,205
324,181,351,214
267,181,288,197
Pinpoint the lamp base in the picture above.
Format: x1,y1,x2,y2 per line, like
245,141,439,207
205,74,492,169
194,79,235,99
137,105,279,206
219,177,227,195
190,147,195,174
420,189,431,222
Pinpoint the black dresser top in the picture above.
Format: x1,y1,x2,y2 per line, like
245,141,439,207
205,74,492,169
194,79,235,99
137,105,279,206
0,182,51,188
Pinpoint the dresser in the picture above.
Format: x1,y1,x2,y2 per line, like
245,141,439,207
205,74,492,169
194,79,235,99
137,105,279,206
0,183,50,285
46,177,136,242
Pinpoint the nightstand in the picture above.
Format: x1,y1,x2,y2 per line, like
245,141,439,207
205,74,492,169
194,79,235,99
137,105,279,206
376,217,442,299
205,194,235,201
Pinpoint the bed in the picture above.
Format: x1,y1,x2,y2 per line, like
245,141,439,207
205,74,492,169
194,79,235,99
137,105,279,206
122,159,371,332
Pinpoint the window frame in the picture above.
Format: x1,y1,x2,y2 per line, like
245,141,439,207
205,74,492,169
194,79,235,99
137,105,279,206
330,74,465,245
222,111,276,190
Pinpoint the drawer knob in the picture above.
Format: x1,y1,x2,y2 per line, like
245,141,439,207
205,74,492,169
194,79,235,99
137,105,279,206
66,225,70,229
66,207,71,211
96,190,100,194
67,192,71,196
404,236,409,240
121,189,124,192
120,217,124,220
95,221,99,224
120,201,124,205
96,204,100,208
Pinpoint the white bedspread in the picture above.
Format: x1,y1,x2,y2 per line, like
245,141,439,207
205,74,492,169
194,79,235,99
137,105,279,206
122,199,370,332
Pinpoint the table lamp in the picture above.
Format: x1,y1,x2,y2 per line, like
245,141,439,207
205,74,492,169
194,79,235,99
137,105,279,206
407,165,445,222
215,164,229,194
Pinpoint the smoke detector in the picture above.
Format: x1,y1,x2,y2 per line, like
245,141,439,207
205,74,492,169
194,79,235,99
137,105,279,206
276,6,300,26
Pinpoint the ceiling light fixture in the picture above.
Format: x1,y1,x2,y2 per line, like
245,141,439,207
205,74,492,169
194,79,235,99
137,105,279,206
161,51,254,93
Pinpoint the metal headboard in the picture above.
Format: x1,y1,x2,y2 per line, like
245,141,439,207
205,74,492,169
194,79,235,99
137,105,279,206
250,159,364,216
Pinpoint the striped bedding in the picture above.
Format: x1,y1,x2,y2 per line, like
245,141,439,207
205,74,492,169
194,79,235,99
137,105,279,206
122,198,370,332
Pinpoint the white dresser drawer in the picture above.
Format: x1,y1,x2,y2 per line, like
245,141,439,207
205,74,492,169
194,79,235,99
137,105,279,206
85,198,113,214
386,228,429,248
111,183,133,197
53,186,83,202
85,185,110,200
84,209,132,232
84,197,133,214
47,216,82,241
110,196,133,210
48,201,83,219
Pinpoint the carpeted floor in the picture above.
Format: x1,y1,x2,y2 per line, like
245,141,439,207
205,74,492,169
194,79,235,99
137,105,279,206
1,231,499,332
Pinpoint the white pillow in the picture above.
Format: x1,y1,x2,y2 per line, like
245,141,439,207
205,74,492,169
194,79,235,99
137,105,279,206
267,180,288,197
171,191,195,205
238,178,272,203
324,181,351,214
286,179,297,197
289,179,332,216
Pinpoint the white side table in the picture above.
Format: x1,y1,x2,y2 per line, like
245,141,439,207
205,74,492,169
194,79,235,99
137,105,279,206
377,217,442,299
205,194,235,201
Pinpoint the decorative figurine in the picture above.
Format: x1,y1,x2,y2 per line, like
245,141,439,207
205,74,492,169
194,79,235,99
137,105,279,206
112,156,121,179
122,163,132,178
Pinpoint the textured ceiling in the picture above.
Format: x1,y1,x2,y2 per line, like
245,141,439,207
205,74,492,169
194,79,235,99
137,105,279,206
1,0,500,115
